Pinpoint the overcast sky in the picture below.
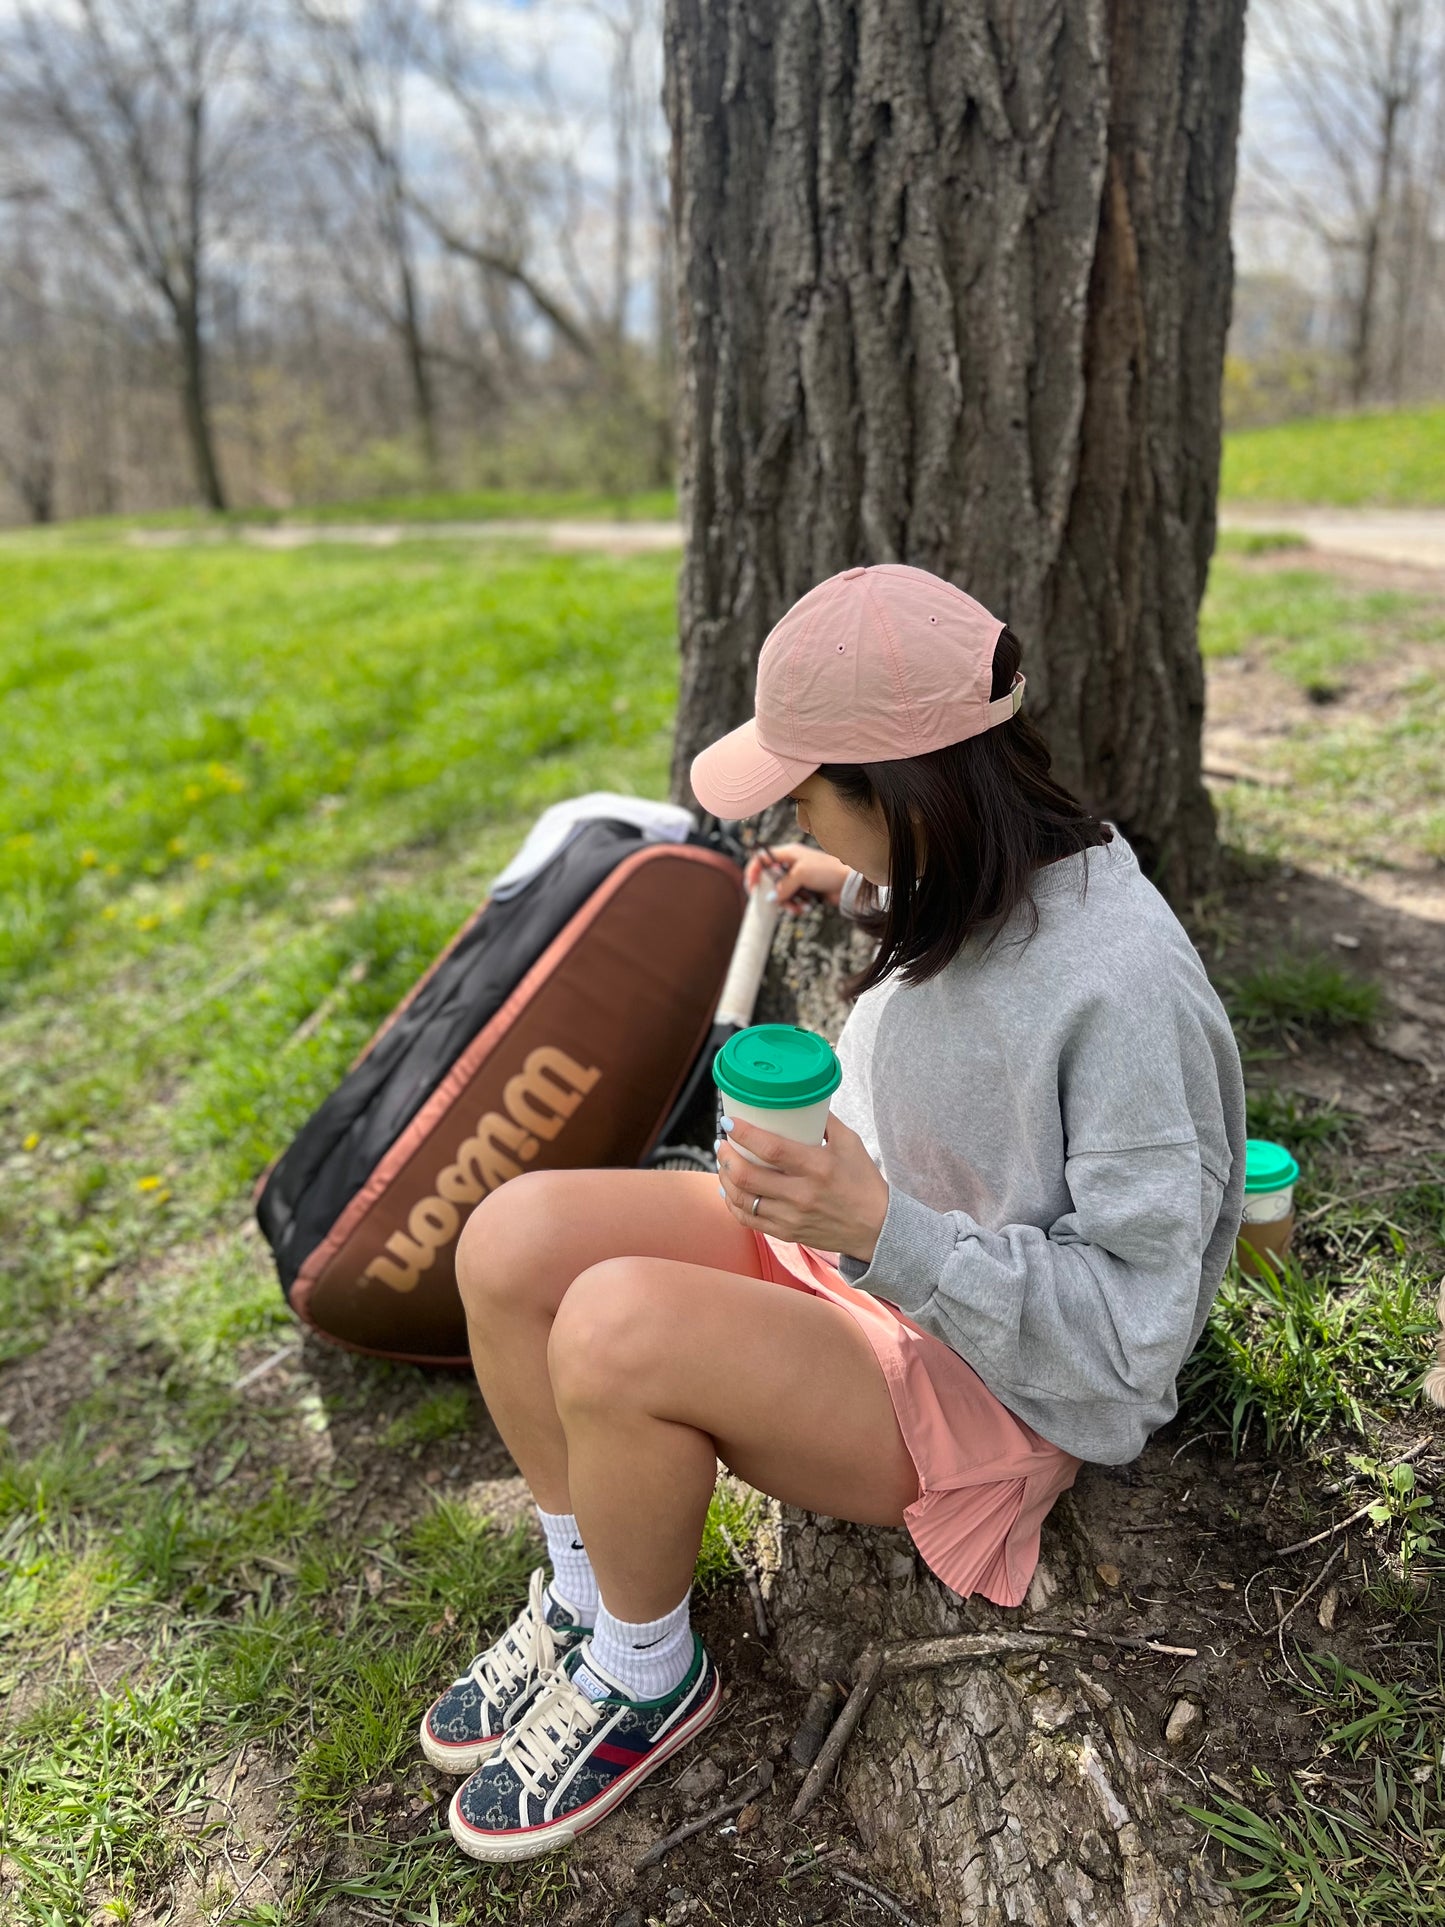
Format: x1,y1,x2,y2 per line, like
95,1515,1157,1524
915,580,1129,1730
0,1,1330,289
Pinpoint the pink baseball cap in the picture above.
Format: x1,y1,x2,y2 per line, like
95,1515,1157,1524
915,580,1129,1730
689,563,1024,819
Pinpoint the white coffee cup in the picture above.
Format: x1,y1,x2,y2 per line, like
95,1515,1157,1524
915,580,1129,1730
713,1024,843,1172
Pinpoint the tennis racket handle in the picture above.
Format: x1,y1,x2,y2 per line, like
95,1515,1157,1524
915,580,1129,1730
715,878,782,1029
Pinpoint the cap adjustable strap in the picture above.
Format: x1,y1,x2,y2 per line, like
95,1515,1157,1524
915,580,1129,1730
982,670,1026,730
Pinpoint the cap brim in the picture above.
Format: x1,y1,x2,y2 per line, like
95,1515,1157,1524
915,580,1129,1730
689,717,818,820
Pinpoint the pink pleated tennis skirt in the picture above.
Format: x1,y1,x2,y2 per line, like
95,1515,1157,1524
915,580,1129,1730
752,1230,1082,1608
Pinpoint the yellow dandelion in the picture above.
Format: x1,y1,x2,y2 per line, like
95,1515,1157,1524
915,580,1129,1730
184,783,204,803
102,905,118,920
136,913,161,931
194,853,214,871
22,1132,39,1151
79,849,99,867
167,836,186,855
104,863,121,877
137,1175,163,1191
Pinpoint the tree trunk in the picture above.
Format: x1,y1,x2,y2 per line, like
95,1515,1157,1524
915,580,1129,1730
664,0,1245,904
177,292,228,512
740,902,1242,1925
663,5,1249,1913
760,1498,1242,1927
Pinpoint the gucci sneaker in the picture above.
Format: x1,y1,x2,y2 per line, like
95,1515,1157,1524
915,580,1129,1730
448,1634,722,1861
419,1566,590,1774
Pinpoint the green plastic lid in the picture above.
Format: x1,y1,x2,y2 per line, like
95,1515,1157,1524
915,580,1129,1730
1244,1138,1300,1193
713,1024,842,1110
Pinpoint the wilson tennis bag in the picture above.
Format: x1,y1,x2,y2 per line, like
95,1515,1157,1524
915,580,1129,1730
255,795,751,1365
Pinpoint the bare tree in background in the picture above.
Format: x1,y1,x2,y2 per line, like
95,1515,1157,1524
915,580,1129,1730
285,0,443,477
0,0,673,519
1249,0,1445,404
396,1,598,364
582,0,651,349
2,0,262,509
0,198,59,523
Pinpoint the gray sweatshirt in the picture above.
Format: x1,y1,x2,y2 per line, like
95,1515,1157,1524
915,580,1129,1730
829,830,1246,1465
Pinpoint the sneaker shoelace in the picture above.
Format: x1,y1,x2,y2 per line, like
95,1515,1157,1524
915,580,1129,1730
464,1566,559,1714
496,1665,607,1803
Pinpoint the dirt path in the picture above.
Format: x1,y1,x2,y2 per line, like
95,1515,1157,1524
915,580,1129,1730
126,517,685,554
1219,505,1445,570
121,505,1445,570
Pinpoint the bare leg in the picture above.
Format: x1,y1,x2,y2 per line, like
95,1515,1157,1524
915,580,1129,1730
547,1258,919,1621
453,1167,770,1512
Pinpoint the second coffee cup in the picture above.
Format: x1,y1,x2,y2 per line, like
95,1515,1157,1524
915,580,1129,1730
713,1024,842,1169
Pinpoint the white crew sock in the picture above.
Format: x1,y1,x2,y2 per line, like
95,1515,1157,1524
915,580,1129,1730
582,1590,694,1701
535,1506,598,1626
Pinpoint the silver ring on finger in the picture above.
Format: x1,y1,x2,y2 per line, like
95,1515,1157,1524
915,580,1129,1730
751,1193,762,1215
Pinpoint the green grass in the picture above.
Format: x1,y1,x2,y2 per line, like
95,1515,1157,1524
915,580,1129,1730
1215,529,1311,558
1226,951,1384,1035
1180,1242,1439,1455
1188,1642,1445,1925
1221,407,1445,506
1245,1087,1353,1152
1202,551,1445,873
1198,561,1437,696
33,485,678,539
0,536,701,1920
0,542,682,996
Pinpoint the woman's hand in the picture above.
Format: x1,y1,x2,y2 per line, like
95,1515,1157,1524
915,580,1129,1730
741,843,851,913
717,1110,889,1263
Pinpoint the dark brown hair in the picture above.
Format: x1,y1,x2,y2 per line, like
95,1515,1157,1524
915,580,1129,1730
813,628,1114,1004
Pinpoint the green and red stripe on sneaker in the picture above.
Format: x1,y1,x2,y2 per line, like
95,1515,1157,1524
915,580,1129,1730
449,1633,721,1861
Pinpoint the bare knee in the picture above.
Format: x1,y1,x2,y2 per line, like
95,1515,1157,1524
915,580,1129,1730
454,1169,562,1317
547,1261,663,1413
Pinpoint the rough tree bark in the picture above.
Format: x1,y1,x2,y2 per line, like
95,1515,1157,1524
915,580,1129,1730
665,0,1245,903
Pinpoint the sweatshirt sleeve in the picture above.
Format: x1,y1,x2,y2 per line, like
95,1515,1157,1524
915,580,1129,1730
845,1136,1221,1424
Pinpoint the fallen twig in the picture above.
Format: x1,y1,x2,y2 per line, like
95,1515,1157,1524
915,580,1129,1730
632,1760,774,1870
1023,1624,1199,1659
830,1867,922,1925
1117,1521,1218,1536
230,1342,300,1394
1202,759,1290,789
790,1648,884,1822
211,1835,288,1921
283,957,369,1050
878,1631,1055,1674
717,1516,769,1641
786,1619,1203,1832
1275,1544,1345,1640
1273,1438,1435,1557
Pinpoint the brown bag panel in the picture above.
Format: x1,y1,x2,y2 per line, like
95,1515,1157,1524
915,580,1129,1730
293,845,743,1360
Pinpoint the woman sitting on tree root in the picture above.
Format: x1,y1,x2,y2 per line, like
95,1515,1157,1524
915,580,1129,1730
419,563,1248,1864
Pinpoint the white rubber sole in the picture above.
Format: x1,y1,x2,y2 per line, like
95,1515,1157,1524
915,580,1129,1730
448,1670,723,1863
418,1710,505,1776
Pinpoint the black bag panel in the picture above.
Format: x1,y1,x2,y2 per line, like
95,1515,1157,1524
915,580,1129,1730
256,817,719,1292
